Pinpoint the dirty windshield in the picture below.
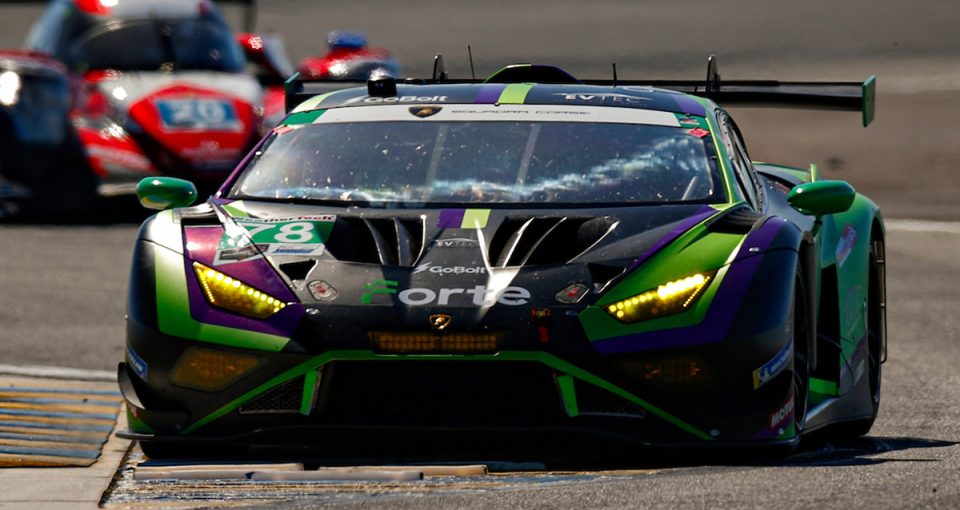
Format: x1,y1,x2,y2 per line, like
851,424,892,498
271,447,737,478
230,119,723,207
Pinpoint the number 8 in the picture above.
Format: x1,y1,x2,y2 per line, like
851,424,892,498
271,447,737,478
275,222,315,243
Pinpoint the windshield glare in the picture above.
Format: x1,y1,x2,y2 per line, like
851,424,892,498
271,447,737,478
68,18,245,72
230,120,722,206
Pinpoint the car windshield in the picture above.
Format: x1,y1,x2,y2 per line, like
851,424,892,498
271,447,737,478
229,115,723,207
66,18,244,72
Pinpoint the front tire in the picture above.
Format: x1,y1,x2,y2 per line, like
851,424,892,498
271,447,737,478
837,237,885,438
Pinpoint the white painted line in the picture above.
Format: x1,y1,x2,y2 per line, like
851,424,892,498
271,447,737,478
0,365,116,382
136,468,426,481
135,462,304,480
885,219,960,234
250,469,424,482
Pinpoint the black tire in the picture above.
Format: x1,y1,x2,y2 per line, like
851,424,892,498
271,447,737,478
792,269,811,439
138,440,247,460
837,238,885,438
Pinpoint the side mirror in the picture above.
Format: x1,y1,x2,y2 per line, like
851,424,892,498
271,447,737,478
136,177,197,210
787,180,856,216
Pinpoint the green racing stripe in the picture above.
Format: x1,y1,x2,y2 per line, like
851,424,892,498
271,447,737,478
497,83,535,104
182,350,714,441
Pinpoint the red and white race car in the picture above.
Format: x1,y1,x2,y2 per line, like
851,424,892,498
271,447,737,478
0,0,400,215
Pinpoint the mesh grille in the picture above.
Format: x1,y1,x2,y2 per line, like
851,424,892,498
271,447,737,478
239,376,304,414
575,381,647,419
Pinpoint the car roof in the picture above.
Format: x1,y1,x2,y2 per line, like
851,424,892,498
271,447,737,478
292,82,711,118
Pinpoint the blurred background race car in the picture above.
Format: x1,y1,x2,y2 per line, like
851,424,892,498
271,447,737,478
0,0,401,217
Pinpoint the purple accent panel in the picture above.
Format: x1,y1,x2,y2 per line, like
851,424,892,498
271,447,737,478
672,94,706,117
183,227,303,336
626,205,717,272
596,218,786,353
731,218,784,263
437,209,465,228
474,84,507,104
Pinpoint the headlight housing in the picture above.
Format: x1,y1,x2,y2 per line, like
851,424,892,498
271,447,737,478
193,262,287,319
605,272,714,323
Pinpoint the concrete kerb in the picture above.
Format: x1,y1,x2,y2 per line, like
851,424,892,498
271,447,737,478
0,369,130,509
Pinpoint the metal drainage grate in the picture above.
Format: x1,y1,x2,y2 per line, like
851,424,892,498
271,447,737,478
0,377,122,467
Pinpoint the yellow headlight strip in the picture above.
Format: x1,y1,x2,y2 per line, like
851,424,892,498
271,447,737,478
605,273,713,323
193,262,286,319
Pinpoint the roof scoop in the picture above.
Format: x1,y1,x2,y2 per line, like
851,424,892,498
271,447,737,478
484,64,582,84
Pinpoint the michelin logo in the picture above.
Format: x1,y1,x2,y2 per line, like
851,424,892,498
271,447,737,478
752,341,792,389
413,263,487,275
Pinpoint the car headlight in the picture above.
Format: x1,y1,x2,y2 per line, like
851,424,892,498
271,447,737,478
605,272,714,323
193,262,287,319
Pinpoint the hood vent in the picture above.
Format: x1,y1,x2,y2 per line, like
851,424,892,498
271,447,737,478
488,216,616,267
324,216,425,266
587,263,627,291
179,203,219,225
707,206,763,234
278,260,316,281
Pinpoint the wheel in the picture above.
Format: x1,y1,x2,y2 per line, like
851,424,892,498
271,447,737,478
837,237,885,437
792,269,811,438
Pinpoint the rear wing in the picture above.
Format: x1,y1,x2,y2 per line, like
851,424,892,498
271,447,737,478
285,55,876,127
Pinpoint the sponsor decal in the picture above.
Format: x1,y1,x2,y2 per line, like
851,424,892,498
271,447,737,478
768,395,795,429
433,237,480,249
553,92,651,104
234,217,335,244
686,127,710,138
409,106,442,118
413,263,487,275
835,224,857,267
344,95,448,105
361,281,531,306
437,208,491,229
752,341,791,389
675,113,709,129
125,345,148,382
265,244,326,256
214,216,335,265
156,98,241,132
360,279,398,304
308,280,338,301
213,244,263,265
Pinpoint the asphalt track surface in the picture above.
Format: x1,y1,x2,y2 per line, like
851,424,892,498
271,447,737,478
1,0,960,507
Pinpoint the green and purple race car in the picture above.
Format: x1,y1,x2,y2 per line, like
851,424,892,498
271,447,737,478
117,59,884,459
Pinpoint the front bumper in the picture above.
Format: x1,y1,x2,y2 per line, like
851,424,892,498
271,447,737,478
120,316,798,451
